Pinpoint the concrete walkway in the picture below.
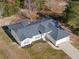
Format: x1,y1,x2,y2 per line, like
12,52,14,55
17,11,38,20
58,42,79,59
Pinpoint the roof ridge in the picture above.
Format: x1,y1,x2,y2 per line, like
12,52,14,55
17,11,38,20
56,28,59,40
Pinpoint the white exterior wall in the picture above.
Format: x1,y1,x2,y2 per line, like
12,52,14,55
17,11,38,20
32,34,42,42
20,33,46,47
42,33,46,41
32,33,46,42
21,38,32,47
56,36,70,46
14,28,70,47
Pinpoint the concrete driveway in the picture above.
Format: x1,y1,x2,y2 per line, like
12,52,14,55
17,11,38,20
58,42,79,59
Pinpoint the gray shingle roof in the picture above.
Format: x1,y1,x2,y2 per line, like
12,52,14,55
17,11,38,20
7,18,69,42
50,29,69,40
7,18,53,41
8,21,29,32
48,24,69,41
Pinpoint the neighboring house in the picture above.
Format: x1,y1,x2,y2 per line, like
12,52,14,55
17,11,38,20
6,18,70,47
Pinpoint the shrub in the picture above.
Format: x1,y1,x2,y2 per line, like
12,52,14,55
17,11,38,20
74,28,79,36
3,0,20,17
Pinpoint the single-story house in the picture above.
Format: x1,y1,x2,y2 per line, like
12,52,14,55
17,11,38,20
6,18,70,47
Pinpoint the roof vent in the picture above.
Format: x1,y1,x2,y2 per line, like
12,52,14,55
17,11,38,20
28,21,31,24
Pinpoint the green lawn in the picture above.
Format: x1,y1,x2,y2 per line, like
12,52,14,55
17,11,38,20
0,49,8,59
26,42,71,59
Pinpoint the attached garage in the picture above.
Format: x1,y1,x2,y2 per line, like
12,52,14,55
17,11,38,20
46,28,70,46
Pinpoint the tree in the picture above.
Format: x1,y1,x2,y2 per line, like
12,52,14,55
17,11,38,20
62,1,79,28
3,0,20,17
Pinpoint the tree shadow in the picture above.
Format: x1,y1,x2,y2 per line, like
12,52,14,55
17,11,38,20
73,28,79,36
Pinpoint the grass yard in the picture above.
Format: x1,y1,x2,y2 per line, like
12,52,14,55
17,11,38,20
0,28,12,45
26,42,71,59
0,49,8,59
0,28,31,59
0,28,71,59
